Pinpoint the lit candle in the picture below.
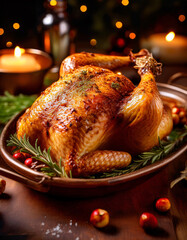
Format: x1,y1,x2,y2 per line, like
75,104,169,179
141,32,187,64
0,46,41,72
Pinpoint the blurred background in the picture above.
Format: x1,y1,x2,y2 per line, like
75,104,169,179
0,0,186,61
0,0,187,95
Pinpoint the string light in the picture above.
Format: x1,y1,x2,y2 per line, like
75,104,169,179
13,23,20,30
80,5,87,12
115,21,123,29
121,0,129,6
0,28,4,35
90,39,97,46
129,32,136,39
178,14,186,22
6,41,13,47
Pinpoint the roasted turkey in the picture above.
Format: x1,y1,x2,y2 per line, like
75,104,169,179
16,50,173,177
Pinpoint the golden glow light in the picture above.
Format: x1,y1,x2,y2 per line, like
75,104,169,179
178,14,186,22
115,21,123,29
13,23,20,30
6,41,13,47
14,46,25,57
129,32,136,39
80,5,87,12
50,0,57,6
165,32,175,42
0,28,4,35
90,39,97,46
121,0,129,6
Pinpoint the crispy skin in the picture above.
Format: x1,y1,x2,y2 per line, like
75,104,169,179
17,51,173,177
17,65,134,176
105,72,173,155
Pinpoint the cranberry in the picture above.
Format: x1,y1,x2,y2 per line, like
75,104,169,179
90,209,109,228
139,212,158,229
24,158,33,167
13,152,25,162
156,198,171,212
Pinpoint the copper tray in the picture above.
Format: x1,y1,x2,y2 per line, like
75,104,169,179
0,83,187,197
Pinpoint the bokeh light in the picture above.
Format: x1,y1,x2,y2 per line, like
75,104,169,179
178,14,186,22
0,28,4,35
13,23,20,30
117,38,125,47
50,0,57,6
121,0,129,6
6,41,13,47
80,5,87,12
129,32,136,39
115,21,123,29
90,39,97,46
117,72,122,75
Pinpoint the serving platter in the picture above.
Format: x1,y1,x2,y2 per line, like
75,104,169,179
0,83,186,197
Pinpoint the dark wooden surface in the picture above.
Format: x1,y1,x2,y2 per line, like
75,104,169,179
0,151,186,240
0,65,186,240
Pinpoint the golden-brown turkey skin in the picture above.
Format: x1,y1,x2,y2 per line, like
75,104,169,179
17,65,134,176
104,71,173,155
60,50,148,76
16,50,173,177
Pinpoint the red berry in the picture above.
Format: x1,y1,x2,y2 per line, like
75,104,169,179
139,212,158,229
156,198,171,212
13,152,25,162
90,209,109,228
24,158,33,167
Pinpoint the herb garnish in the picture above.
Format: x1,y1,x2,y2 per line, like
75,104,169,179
111,82,120,90
93,126,187,178
7,126,187,179
7,134,70,178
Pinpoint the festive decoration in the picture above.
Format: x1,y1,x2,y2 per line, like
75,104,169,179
139,213,158,230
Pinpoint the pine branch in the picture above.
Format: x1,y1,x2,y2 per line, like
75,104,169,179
0,92,36,124
7,133,69,178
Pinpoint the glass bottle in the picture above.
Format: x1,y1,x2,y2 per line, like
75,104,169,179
39,0,70,66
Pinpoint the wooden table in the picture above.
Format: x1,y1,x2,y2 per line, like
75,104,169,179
0,148,186,240
0,65,186,240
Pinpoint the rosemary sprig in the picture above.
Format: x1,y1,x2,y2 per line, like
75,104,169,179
7,133,69,178
0,91,36,124
6,126,187,179
94,126,187,178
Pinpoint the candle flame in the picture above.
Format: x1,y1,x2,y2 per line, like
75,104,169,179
14,46,25,58
165,32,175,42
